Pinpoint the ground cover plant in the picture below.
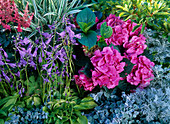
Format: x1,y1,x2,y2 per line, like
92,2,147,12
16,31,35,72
0,0,169,124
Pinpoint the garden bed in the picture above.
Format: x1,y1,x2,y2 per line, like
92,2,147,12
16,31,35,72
0,0,170,124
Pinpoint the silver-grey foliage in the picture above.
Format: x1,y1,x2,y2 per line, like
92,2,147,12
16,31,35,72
87,64,170,124
143,29,170,63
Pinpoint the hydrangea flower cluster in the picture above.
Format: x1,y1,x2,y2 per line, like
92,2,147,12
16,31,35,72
0,0,33,32
74,47,125,91
127,56,155,88
74,68,94,91
74,14,155,91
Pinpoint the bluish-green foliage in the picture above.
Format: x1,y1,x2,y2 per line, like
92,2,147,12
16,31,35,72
144,29,170,63
86,64,170,124
5,106,48,124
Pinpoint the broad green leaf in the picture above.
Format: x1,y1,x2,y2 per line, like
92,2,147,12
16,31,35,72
120,58,135,77
77,115,88,124
100,22,113,38
73,110,82,117
76,8,96,33
33,97,41,107
78,30,97,49
73,101,97,110
81,97,94,103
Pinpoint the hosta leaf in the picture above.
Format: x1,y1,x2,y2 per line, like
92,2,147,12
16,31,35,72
81,97,94,103
78,30,97,49
100,22,113,38
73,101,97,110
77,115,88,124
33,97,41,107
76,8,96,33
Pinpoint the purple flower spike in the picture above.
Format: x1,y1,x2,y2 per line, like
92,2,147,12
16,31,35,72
0,61,5,66
42,32,52,39
8,63,16,68
58,31,66,38
39,56,42,63
22,37,30,45
2,71,10,82
45,36,53,45
22,88,25,93
33,47,38,57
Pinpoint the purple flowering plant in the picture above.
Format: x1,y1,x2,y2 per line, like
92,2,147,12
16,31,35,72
0,15,81,104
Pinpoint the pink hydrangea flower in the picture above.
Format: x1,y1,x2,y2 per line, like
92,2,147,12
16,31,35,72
105,25,129,45
122,19,142,37
97,14,123,29
91,47,125,89
123,34,147,63
127,56,155,88
74,68,95,91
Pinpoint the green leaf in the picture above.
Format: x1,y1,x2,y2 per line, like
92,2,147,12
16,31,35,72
98,38,107,49
141,23,146,34
0,119,4,124
142,49,153,61
77,115,88,124
132,25,141,32
33,97,41,107
109,43,121,53
78,30,97,49
81,62,93,78
70,118,79,124
81,97,94,103
120,58,135,77
76,8,96,33
124,15,133,21
73,101,97,110
100,22,113,38
0,110,7,117
118,80,137,91
155,12,169,15
73,110,82,117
